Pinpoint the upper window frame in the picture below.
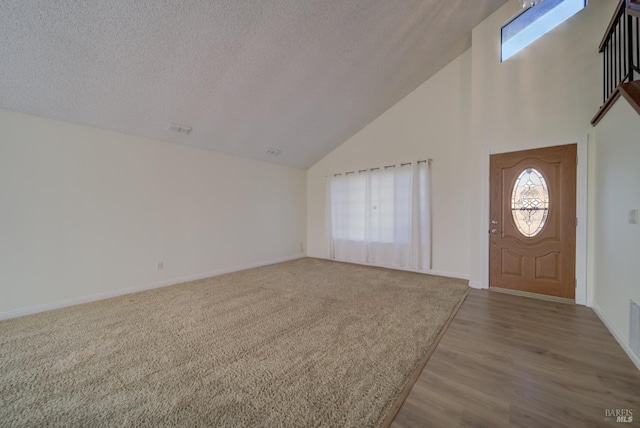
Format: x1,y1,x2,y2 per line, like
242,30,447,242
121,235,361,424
501,0,588,62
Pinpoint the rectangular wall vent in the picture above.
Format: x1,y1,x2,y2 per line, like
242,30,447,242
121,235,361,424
631,299,640,358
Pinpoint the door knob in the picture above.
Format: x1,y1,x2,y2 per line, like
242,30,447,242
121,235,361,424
491,220,498,225
491,229,500,234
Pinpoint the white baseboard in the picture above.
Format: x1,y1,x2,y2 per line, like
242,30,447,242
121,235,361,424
314,256,470,281
590,302,640,371
469,279,489,289
0,254,305,321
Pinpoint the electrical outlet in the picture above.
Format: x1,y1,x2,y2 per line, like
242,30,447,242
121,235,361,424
156,261,164,270
299,243,304,253
628,209,638,224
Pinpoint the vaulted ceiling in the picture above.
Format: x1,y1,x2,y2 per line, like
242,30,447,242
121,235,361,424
0,0,507,168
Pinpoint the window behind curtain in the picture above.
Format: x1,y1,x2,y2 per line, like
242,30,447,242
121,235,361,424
327,162,430,270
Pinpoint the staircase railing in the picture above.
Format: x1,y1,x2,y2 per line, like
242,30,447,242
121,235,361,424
599,0,639,105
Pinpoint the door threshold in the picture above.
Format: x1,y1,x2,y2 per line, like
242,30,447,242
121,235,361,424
489,287,575,305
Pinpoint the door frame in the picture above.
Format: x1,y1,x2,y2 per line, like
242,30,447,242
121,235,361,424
479,135,588,305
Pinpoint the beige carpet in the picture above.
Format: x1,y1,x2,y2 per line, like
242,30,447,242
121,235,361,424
0,258,468,427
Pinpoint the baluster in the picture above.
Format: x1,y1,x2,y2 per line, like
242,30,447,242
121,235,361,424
611,23,618,92
635,17,640,73
610,37,614,97
624,9,628,81
602,40,607,105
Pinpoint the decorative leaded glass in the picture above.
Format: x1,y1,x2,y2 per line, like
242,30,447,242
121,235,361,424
511,168,549,237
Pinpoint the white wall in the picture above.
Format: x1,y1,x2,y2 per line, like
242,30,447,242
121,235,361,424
307,0,616,283
306,50,473,278
468,0,615,289
0,109,306,316
591,98,640,368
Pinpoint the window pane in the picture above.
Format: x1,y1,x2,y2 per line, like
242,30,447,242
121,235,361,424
392,169,412,244
511,168,549,237
330,167,413,244
501,0,586,61
331,174,366,241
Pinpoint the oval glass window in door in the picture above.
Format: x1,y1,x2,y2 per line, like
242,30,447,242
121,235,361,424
511,168,549,237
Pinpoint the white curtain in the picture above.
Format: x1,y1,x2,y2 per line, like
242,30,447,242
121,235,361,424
327,161,431,270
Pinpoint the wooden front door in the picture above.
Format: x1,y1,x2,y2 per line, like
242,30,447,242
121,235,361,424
489,144,577,299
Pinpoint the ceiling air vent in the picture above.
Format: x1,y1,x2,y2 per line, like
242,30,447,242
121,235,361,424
266,149,281,156
168,122,192,135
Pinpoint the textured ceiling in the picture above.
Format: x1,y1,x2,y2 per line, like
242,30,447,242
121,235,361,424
0,0,507,168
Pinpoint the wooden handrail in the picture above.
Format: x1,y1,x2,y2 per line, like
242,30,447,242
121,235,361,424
599,0,625,52
593,0,640,124
591,81,640,126
598,1,640,51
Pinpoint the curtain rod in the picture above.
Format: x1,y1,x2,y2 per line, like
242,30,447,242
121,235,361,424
331,159,432,177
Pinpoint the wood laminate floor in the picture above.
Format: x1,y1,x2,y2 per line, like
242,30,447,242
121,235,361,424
391,289,640,428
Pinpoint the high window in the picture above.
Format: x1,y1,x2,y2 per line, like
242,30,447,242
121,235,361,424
501,0,587,61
